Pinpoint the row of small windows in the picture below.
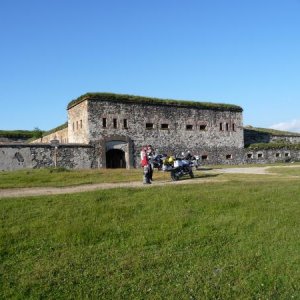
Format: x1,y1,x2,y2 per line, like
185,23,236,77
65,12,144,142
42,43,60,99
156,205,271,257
246,152,290,159
102,118,128,129
188,152,292,161
101,118,235,131
72,120,83,131
219,122,235,131
195,154,232,161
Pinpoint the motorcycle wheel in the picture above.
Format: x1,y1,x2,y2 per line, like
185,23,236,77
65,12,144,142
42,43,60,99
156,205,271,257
171,170,179,181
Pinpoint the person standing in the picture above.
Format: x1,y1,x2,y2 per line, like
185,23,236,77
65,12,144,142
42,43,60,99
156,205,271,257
147,145,154,182
141,146,151,184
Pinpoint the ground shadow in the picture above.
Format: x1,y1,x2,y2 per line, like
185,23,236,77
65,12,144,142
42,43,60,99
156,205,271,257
196,167,214,171
175,173,219,181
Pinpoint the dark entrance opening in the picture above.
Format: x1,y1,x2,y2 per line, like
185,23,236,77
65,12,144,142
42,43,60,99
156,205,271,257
106,149,126,168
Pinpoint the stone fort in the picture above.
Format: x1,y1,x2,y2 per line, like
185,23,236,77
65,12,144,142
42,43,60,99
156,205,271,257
1,93,300,170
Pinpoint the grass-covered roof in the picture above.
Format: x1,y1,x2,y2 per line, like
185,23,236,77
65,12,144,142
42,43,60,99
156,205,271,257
42,122,68,137
67,93,243,112
247,142,300,150
244,126,300,136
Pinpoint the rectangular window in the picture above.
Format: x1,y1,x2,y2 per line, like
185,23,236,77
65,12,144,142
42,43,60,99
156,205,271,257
72,122,75,131
123,119,128,129
80,120,82,129
219,123,223,131
76,121,78,130
285,152,290,157
146,123,154,129
258,153,263,158
186,124,193,130
199,124,207,131
201,155,208,160
232,123,235,131
226,123,229,131
247,153,253,158
102,118,107,128
161,123,169,130
113,118,117,129
226,154,232,159
275,153,281,157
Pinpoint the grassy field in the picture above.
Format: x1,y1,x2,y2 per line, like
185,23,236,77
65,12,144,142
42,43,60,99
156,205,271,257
1,163,299,189
268,165,300,177
0,168,170,189
1,169,300,299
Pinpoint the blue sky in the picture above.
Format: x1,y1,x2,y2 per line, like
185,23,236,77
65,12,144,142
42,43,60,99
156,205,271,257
1,0,300,131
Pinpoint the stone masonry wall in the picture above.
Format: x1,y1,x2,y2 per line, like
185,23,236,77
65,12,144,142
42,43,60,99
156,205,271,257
0,144,95,171
1,144,300,171
30,127,69,144
85,100,244,167
68,100,89,144
244,128,300,146
87,100,244,147
270,135,300,144
0,137,29,144
243,148,300,164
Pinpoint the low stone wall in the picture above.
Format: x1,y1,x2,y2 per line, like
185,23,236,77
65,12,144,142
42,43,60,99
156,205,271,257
0,137,29,144
243,148,300,164
270,135,300,144
0,144,95,171
1,143,300,171
244,128,300,146
30,127,69,144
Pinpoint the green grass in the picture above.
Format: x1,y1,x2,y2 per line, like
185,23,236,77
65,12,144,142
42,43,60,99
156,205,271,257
41,122,68,137
268,166,300,177
247,142,300,150
0,168,144,188
0,168,211,189
1,178,300,299
68,92,243,112
244,126,300,136
0,163,297,189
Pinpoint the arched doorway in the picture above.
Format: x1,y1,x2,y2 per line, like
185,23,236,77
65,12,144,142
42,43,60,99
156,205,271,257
106,149,126,168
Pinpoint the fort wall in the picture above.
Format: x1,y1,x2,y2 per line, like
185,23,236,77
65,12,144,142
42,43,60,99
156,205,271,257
1,143,299,171
68,100,89,144
86,100,244,147
0,144,95,171
2,93,300,171
31,127,69,144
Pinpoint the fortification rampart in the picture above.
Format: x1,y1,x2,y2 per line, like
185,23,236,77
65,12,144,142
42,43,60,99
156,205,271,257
1,143,300,171
2,93,299,171
31,127,69,144
0,144,95,171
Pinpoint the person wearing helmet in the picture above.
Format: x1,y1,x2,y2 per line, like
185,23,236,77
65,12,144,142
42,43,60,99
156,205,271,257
184,150,193,160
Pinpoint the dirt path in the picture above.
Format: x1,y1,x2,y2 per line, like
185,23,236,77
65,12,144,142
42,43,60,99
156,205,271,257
215,167,271,174
0,177,227,199
0,165,298,199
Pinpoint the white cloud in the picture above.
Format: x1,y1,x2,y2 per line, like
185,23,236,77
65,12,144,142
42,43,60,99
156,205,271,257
270,119,300,133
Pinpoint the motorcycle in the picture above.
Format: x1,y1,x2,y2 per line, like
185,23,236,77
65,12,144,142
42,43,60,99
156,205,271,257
170,158,194,181
151,154,166,170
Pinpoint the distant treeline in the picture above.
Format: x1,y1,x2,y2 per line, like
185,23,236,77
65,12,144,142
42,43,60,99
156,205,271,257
0,129,44,139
